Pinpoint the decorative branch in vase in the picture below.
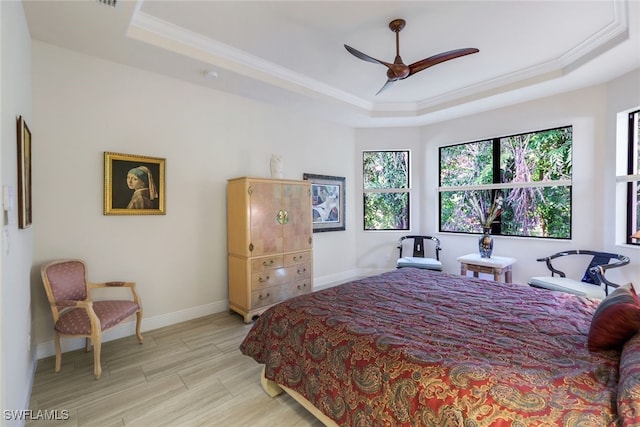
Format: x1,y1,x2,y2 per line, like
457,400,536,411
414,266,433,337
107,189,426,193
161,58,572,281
469,192,503,258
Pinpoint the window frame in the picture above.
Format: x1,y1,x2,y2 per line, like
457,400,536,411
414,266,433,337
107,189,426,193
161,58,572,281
362,150,411,231
438,126,573,239
624,109,640,244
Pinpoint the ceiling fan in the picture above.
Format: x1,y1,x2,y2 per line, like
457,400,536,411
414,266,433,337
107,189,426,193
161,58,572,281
344,18,479,95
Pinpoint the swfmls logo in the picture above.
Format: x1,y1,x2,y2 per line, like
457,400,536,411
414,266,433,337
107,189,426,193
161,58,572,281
3,409,70,421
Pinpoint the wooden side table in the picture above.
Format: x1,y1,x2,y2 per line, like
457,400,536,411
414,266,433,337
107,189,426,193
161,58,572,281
457,253,517,283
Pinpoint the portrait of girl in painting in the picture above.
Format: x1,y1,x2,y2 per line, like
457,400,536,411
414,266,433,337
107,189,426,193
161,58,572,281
126,166,158,209
104,152,165,215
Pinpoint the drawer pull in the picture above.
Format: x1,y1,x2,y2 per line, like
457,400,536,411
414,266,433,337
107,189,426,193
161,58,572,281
297,268,306,274
293,255,302,261
258,276,270,283
262,260,274,266
297,283,307,290
276,210,289,225
259,293,271,300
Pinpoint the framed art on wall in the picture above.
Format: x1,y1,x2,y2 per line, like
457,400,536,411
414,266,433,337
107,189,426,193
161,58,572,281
303,173,346,232
104,152,166,215
16,116,32,229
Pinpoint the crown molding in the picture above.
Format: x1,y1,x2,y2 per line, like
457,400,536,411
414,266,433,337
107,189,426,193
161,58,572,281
127,1,630,122
127,10,372,112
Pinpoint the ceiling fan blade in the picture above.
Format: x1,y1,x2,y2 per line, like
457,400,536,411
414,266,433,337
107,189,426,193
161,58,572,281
376,79,395,95
344,44,391,67
408,48,479,76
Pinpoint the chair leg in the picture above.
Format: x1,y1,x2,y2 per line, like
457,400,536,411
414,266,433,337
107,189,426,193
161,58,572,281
85,337,92,352
135,310,143,344
54,334,62,373
93,337,102,380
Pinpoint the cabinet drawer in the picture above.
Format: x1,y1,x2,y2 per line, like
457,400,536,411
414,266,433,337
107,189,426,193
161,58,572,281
280,279,312,302
251,255,284,272
251,263,311,290
251,286,283,309
251,267,288,289
284,251,312,266
291,279,312,295
291,262,311,280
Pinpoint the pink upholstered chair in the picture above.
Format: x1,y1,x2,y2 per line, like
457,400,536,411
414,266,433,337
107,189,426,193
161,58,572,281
41,259,143,379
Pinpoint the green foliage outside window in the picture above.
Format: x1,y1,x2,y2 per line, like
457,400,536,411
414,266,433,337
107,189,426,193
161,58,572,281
627,110,640,243
363,151,409,230
440,126,572,238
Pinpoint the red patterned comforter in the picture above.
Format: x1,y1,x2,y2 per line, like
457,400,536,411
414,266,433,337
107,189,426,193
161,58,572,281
240,268,639,426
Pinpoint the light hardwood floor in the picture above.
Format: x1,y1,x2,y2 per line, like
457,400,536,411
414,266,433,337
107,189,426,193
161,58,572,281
28,312,323,427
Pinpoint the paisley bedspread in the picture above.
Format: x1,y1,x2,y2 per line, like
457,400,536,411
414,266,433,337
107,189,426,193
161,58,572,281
240,268,640,426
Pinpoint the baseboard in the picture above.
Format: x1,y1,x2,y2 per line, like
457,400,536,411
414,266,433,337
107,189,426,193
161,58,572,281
313,269,360,290
311,268,392,290
35,299,228,360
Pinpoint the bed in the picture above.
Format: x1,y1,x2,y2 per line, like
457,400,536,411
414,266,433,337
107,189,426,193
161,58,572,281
239,268,640,426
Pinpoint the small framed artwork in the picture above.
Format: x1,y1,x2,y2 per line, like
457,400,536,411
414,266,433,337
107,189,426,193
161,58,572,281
303,173,346,232
16,116,32,229
104,152,166,215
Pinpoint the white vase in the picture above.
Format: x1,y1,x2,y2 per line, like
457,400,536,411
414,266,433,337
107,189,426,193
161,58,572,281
270,155,283,179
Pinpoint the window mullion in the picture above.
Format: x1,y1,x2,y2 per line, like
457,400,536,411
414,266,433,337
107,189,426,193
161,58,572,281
492,138,501,233
628,111,640,243
438,180,572,192
363,188,410,194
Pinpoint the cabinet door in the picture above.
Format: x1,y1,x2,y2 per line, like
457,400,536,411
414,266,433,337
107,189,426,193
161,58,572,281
282,183,312,252
248,181,284,256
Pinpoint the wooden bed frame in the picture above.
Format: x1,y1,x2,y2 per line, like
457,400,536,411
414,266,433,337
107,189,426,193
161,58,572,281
260,367,337,426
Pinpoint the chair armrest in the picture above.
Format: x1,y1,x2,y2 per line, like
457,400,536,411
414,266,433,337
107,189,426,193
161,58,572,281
590,266,617,293
88,281,141,306
535,256,567,277
589,254,630,295
55,299,79,307
88,281,136,289
599,254,630,271
54,300,100,328
55,299,92,308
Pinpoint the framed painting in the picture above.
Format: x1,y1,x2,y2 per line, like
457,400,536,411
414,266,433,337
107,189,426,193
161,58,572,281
17,116,32,229
104,152,166,215
303,173,346,232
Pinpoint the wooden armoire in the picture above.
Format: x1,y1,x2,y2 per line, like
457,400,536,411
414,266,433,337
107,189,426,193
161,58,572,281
227,177,313,322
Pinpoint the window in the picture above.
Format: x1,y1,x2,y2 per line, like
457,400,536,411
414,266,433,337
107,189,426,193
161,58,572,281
363,150,410,230
439,126,572,238
622,109,640,244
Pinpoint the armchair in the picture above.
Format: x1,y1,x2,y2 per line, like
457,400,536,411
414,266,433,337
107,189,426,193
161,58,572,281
396,235,443,271
41,259,143,379
529,250,630,299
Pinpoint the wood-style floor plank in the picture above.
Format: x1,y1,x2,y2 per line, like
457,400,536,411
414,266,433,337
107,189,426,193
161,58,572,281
28,312,323,426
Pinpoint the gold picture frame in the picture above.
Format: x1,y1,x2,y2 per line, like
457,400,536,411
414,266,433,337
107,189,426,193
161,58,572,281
17,116,32,229
104,152,166,215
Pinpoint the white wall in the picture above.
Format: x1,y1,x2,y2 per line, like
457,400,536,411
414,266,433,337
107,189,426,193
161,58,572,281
1,1,35,424
31,42,357,357
355,72,640,286
605,69,640,248
353,126,423,274
25,23,640,399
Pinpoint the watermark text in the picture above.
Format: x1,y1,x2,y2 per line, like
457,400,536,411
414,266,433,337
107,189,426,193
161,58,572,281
4,409,69,421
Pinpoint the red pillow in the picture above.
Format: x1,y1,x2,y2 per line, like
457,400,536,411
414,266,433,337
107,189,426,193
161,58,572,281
588,286,640,350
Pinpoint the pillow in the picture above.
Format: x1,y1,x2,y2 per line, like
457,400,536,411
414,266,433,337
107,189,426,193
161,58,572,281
588,286,640,350
617,331,640,425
